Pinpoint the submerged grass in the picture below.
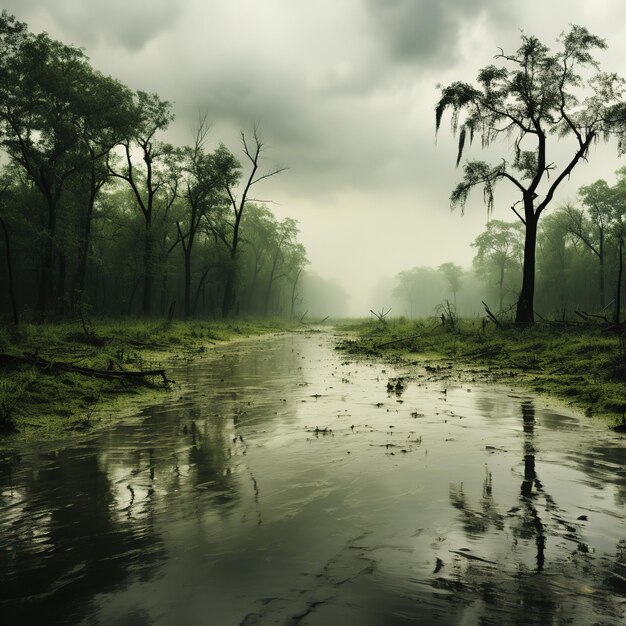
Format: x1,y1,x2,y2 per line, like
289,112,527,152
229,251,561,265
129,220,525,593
0,318,297,446
336,317,626,428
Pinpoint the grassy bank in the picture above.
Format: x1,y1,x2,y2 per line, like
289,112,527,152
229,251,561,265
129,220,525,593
336,318,626,428
0,318,295,445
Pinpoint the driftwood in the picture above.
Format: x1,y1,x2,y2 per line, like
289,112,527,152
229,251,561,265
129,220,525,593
0,352,168,383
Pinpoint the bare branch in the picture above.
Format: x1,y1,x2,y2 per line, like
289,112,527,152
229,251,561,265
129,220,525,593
250,166,289,186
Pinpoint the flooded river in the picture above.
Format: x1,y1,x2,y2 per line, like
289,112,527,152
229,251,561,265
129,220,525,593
1,331,625,625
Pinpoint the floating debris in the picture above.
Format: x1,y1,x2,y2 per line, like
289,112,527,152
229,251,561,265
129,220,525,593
305,426,333,435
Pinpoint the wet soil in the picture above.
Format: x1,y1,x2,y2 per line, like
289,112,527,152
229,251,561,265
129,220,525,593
1,331,625,625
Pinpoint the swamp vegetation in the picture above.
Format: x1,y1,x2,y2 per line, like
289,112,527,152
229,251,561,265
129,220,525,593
0,11,625,624
0,319,295,442
338,318,626,429
1,331,625,624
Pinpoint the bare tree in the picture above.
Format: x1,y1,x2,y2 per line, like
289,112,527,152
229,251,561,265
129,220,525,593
217,127,287,317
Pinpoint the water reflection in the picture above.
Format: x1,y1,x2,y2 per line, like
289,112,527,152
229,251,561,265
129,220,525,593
0,449,164,624
446,399,625,624
0,333,624,625
519,400,546,571
449,468,504,537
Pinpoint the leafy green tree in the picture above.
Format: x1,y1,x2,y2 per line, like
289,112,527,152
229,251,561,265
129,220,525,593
436,25,626,325
239,204,278,313
287,243,308,319
562,180,615,309
262,217,301,315
472,220,523,310
0,11,134,316
70,75,136,311
392,267,446,317
609,168,626,325
536,210,580,315
108,91,178,316
175,118,231,318
438,262,463,307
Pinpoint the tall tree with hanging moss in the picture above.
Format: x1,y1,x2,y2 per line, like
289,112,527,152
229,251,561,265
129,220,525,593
436,25,626,325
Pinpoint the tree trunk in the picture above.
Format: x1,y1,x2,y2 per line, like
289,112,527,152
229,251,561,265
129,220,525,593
264,258,278,316
56,252,67,314
192,265,212,316
184,248,192,318
72,183,98,310
290,268,303,318
599,231,605,310
0,216,18,326
499,264,505,311
142,221,153,316
516,214,538,326
221,252,238,318
127,277,140,316
182,227,195,319
222,211,243,318
222,271,235,317
35,199,57,318
614,235,624,328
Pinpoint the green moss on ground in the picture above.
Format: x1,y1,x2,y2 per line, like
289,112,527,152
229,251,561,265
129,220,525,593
0,318,297,445
336,318,626,428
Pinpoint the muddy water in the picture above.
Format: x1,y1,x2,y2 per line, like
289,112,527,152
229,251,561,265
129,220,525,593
1,332,625,625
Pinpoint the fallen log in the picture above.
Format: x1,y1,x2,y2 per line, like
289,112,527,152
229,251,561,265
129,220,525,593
0,352,168,384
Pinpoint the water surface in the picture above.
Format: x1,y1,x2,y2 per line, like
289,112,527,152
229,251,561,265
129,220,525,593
1,331,625,625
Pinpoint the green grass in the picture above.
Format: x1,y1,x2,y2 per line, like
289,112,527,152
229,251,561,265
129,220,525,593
0,318,297,446
337,317,626,427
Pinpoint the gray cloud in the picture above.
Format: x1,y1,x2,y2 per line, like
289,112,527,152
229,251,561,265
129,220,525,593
2,0,181,50
364,0,517,65
2,0,625,313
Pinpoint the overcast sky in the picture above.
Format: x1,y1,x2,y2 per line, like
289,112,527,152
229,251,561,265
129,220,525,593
5,0,626,313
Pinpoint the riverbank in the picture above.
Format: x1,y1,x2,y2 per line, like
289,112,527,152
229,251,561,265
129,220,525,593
336,318,626,429
0,318,297,446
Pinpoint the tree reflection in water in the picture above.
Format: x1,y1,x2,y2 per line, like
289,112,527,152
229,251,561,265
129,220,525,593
1,336,625,625
0,449,164,624
445,400,624,624
519,400,547,572
0,391,241,623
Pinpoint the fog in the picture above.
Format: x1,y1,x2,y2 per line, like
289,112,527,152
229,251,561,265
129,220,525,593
4,0,626,315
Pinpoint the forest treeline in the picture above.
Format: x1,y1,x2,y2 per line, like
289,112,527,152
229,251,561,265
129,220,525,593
379,170,626,321
0,12,347,323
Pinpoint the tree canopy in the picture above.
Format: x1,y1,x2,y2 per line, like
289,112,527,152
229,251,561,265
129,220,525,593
436,25,626,324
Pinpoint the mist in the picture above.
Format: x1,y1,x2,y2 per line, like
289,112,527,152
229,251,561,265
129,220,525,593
2,1,626,319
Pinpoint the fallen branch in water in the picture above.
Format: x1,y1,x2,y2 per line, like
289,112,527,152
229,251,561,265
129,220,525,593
0,352,168,384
